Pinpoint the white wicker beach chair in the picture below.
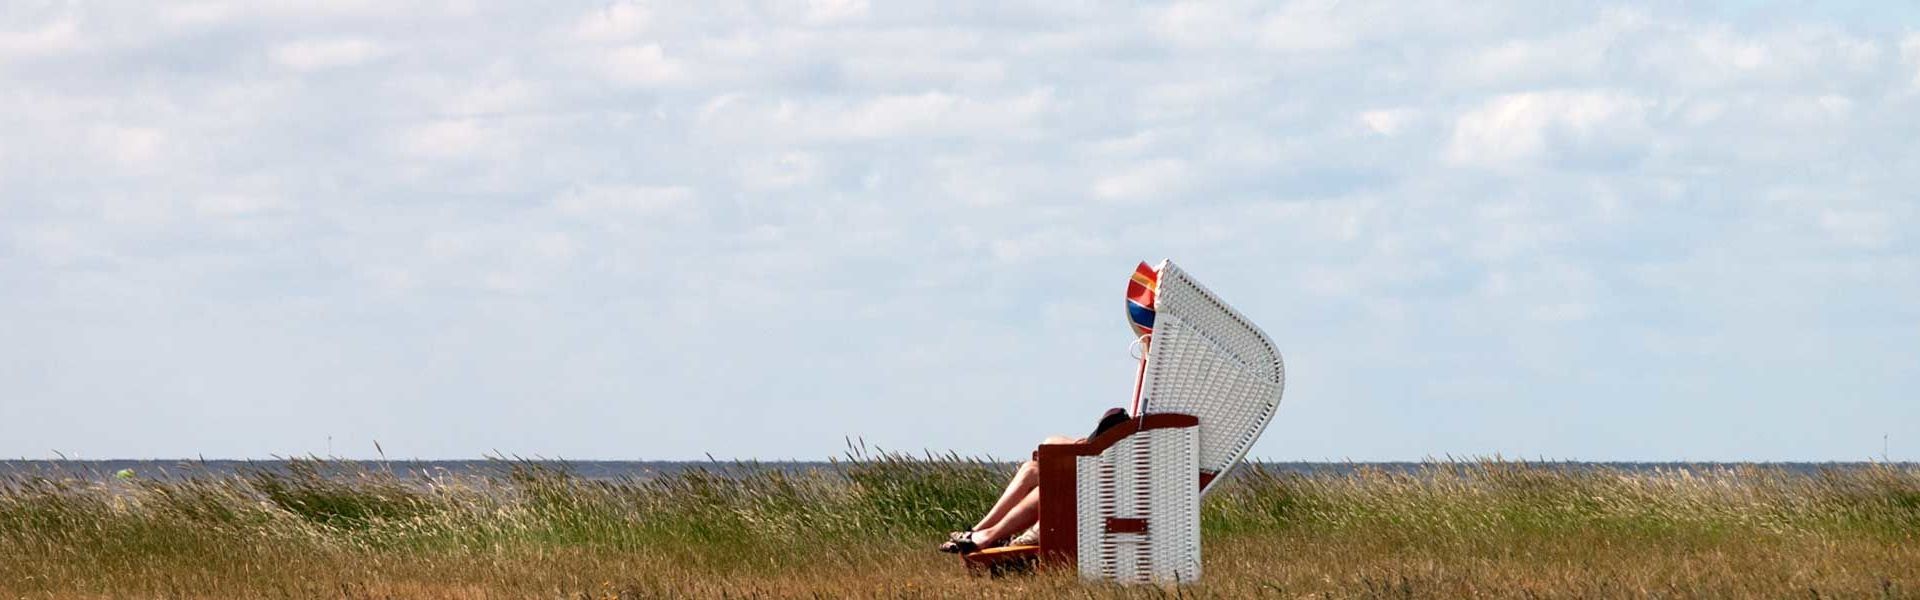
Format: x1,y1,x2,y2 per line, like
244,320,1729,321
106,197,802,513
965,260,1286,585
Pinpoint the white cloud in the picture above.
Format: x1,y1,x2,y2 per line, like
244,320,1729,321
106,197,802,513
1819,208,1894,248
523,231,577,262
5,1,1918,461
158,0,392,25
598,43,683,86
1154,3,1254,49
1135,77,1257,121
425,231,480,260
836,56,1006,89
270,38,385,71
836,91,1051,139
11,224,96,266
393,119,507,160
1446,91,1651,168
358,264,417,293
1903,33,1920,88
442,79,541,116
1092,159,1189,202
1359,109,1418,136
1633,25,1883,89
1688,27,1771,72
552,185,695,217
1814,94,1852,115
91,125,167,167
739,152,821,190
1257,1,1356,52
1527,302,1593,322
1452,33,1613,86
694,91,1054,142
987,227,1112,262
803,0,869,24
159,2,241,27
571,3,651,42
840,93,962,137
1247,200,1371,244
1468,206,1568,261
193,194,282,217
0,16,83,57
1084,130,1168,157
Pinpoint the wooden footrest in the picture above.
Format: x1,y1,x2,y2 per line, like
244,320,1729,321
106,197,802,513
962,545,1041,577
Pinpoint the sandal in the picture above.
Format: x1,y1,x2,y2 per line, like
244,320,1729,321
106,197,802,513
947,530,972,543
937,535,974,553
938,532,1007,554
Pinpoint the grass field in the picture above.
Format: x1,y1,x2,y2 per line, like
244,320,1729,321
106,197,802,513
3,455,1917,599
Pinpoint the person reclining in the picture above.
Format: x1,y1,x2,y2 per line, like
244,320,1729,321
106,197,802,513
937,408,1132,554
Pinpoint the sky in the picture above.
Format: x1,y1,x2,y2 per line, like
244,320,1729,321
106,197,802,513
3,1,1917,462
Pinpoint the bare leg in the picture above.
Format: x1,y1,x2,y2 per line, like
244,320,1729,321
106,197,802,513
969,435,1078,532
974,487,1040,545
970,459,1038,531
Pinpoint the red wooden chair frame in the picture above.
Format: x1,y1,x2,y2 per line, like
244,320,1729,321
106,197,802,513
962,413,1203,573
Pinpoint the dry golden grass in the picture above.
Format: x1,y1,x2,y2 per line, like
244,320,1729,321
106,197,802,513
3,458,1916,599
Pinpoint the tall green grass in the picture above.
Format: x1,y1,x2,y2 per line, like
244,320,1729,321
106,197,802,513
0,452,1010,571
1208,462,1920,543
2,457,1916,598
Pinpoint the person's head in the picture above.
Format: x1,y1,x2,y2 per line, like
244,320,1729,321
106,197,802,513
1089,407,1131,439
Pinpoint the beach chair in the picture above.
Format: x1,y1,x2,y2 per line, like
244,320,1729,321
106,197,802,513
965,260,1286,584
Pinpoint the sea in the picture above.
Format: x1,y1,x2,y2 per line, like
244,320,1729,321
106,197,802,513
0,460,1908,482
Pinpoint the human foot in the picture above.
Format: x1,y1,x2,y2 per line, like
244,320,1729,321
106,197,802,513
937,531,1005,554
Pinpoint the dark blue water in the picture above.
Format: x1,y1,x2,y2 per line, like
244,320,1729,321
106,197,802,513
0,460,1908,482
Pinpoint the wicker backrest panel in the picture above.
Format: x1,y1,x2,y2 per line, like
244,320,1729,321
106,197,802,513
1136,260,1286,495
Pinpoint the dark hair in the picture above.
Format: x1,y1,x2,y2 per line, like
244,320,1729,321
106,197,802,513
1089,408,1131,439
